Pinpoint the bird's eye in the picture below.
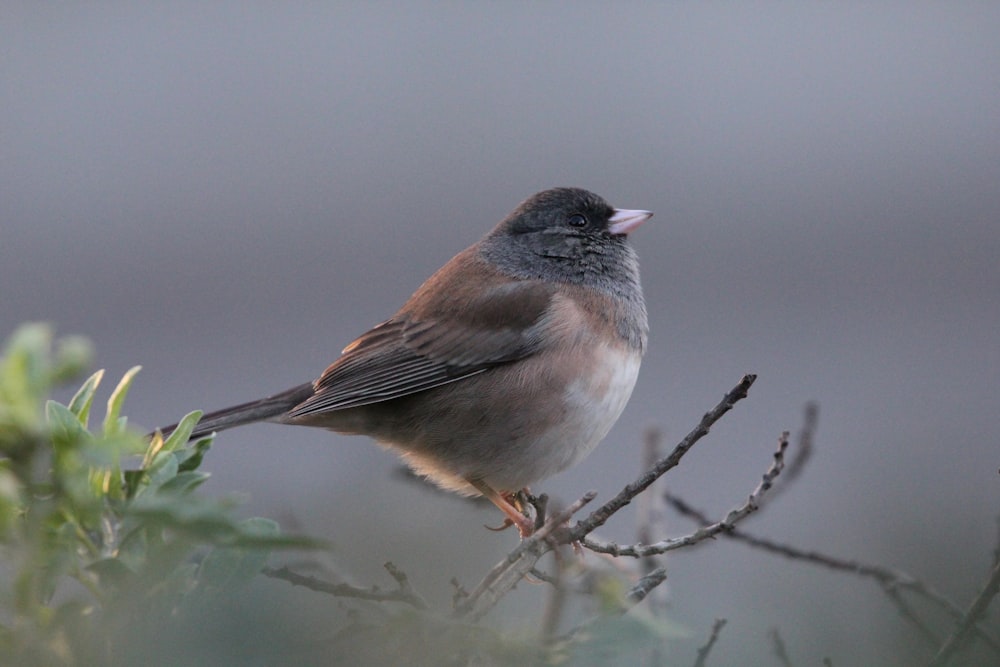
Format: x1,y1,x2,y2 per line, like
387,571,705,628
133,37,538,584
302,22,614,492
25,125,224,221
567,214,587,228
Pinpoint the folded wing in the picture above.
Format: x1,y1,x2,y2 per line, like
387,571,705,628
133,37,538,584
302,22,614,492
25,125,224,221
287,280,555,417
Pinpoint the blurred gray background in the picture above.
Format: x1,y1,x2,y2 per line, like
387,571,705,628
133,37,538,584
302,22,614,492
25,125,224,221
3,3,999,664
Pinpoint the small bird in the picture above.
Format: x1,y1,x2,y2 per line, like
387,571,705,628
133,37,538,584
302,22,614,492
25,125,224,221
158,188,650,536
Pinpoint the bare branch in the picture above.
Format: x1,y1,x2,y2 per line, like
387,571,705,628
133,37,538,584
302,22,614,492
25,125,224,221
279,376,754,629
624,567,668,607
665,498,1000,657
635,426,666,551
449,576,469,609
583,430,788,558
262,561,428,609
929,559,1000,667
381,561,426,608
692,618,728,667
634,425,671,667
767,402,817,503
568,374,757,542
539,545,569,641
528,567,560,586
453,491,596,622
879,584,941,647
768,627,793,667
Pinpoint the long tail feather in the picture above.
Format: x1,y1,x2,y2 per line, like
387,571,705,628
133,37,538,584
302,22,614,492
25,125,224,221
156,382,316,441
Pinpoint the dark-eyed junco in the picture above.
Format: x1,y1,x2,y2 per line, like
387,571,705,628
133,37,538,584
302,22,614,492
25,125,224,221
159,188,650,536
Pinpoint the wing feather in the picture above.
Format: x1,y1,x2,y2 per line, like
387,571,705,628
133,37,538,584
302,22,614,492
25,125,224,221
288,280,555,418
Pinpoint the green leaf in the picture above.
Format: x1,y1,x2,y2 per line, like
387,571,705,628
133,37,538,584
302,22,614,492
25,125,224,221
142,451,179,495
103,366,141,436
46,400,89,452
239,516,280,537
132,421,204,497
122,469,145,499
161,411,204,453
67,369,104,426
86,557,135,591
228,517,325,550
1,323,52,400
128,495,323,549
127,494,243,543
176,437,212,472
0,466,22,534
157,471,211,495
77,433,141,469
197,518,280,593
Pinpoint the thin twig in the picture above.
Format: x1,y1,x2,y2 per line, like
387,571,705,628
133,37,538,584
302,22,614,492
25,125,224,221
665,497,1000,656
271,377,757,632
769,627,793,667
453,491,596,621
928,559,1000,667
624,567,667,608
767,402,817,503
635,426,665,551
262,562,428,609
554,567,669,657
568,374,757,542
692,618,727,667
583,430,787,558
539,544,568,641
636,426,670,667
381,561,424,606
528,567,560,586
879,584,940,646
449,577,469,609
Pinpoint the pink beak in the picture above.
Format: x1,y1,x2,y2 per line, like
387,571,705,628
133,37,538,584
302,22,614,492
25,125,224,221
608,208,653,236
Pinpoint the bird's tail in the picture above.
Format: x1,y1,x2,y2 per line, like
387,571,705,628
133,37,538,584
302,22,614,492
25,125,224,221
156,382,316,441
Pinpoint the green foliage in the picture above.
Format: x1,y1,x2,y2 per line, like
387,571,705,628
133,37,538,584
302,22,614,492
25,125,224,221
0,324,320,666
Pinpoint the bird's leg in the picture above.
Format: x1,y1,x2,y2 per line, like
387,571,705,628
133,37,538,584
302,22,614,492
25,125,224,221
469,479,535,538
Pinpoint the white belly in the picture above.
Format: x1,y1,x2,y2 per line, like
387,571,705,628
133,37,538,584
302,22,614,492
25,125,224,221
395,344,642,495
516,345,642,486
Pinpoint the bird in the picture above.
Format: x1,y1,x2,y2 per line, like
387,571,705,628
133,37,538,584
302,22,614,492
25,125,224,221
157,187,650,536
